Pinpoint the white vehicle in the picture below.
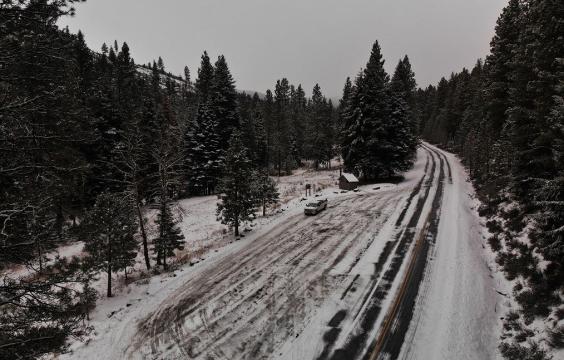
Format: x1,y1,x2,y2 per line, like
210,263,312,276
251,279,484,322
304,199,328,215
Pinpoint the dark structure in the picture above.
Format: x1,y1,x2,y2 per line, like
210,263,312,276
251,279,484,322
339,173,359,190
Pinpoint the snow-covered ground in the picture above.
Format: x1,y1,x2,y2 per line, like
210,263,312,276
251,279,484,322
46,144,506,360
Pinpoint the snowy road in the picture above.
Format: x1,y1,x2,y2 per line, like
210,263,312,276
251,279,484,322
67,144,501,360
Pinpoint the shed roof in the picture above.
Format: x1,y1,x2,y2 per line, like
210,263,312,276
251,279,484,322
341,173,359,183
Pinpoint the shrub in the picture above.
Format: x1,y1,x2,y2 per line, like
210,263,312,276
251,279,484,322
515,328,534,343
554,307,564,320
547,325,564,348
488,235,502,252
504,310,522,332
499,341,552,360
487,219,503,234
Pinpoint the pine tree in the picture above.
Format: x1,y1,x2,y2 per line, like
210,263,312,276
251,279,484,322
390,55,417,104
386,92,418,172
357,41,393,179
341,72,365,175
185,102,223,194
184,65,191,86
342,42,418,179
153,203,185,270
150,89,185,265
289,84,308,162
217,131,257,236
253,108,268,166
484,0,522,137
211,55,239,146
157,56,165,72
391,55,418,138
195,51,214,103
263,89,275,171
307,84,333,168
273,79,292,175
337,77,353,143
113,124,152,270
83,192,138,297
254,170,280,216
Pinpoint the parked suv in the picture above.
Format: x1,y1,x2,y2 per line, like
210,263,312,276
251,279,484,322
304,199,328,215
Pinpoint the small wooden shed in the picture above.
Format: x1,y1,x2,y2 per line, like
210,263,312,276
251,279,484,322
339,173,359,190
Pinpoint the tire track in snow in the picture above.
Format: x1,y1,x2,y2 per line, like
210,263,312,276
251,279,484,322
130,188,405,359
315,147,438,360
368,144,448,360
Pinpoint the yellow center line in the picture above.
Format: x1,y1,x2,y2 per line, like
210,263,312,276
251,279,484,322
368,212,432,360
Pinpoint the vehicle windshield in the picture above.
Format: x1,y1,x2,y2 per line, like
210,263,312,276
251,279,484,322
306,203,317,207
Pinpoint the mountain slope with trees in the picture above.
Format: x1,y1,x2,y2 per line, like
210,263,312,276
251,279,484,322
416,0,563,357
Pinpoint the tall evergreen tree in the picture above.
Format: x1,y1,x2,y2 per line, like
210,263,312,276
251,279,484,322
307,84,333,168
273,78,292,175
337,77,353,143
83,192,138,297
263,89,275,171
342,41,418,179
184,102,223,194
211,55,239,146
290,84,308,162
195,51,214,103
356,41,392,178
390,55,417,104
217,131,257,236
341,72,364,175
113,124,152,270
153,203,185,270
484,0,522,137
254,170,280,217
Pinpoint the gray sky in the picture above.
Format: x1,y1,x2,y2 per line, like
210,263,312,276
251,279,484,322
61,0,507,98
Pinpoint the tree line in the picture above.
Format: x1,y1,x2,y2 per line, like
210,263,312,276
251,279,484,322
415,0,563,358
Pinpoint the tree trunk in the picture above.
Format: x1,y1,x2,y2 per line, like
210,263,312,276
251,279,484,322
163,250,167,271
107,234,112,297
37,237,43,274
235,214,239,237
262,197,266,217
136,193,151,270
107,264,112,297
56,201,64,241
278,148,281,177
156,221,163,266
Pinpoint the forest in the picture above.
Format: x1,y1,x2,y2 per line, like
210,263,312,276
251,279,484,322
415,0,563,357
0,1,418,358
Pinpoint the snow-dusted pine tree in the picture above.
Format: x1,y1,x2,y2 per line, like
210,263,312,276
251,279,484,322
217,131,257,236
83,192,138,297
254,169,280,216
153,203,185,270
211,55,239,147
184,102,224,195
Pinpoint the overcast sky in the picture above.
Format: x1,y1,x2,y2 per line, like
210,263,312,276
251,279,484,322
60,0,507,98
